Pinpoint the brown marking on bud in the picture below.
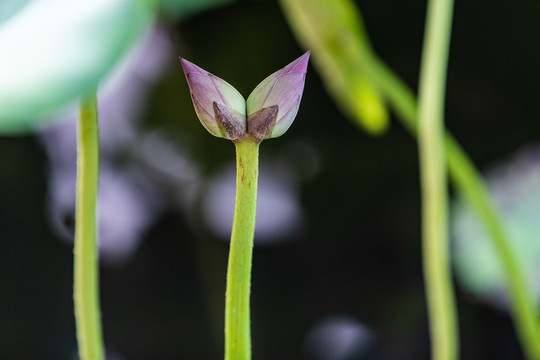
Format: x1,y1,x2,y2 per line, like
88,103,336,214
213,102,246,140
247,105,279,141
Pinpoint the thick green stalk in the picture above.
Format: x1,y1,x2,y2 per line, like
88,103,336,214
417,0,457,358
74,90,104,360
225,137,260,360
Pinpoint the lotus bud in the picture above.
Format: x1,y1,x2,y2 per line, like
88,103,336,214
180,58,246,140
180,52,309,142
246,51,310,139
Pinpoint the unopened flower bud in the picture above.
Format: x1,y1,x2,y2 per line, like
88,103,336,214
246,51,310,139
180,58,246,140
180,52,309,142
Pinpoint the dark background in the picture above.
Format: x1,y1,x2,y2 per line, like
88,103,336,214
0,0,538,359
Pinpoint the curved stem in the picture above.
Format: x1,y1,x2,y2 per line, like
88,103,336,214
367,45,540,360
417,0,458,357
366,55,540,360
225,137,260,360
279,1,540,357
74,90,104,360
445,139,540,360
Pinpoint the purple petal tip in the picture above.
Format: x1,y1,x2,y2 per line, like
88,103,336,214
284,51,311,75
296,51,311,70
180,58,207,75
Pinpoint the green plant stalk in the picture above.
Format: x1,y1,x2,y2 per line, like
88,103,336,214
417,0,457,358
445,139,540,360
366,48,540,360
74,90,104,360
280,1,540,357
225,137,260,360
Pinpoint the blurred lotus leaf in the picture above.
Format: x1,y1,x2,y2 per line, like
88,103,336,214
0,0,32,22
0,0,154,133
451,146,540,308
280,0,389,135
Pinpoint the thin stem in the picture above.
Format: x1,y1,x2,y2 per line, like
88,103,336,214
74,90,104,360
365,55,540,360
280,2,540,357
225,137,260,360
366,42,540,360
417,0,458,358
445,139,540,360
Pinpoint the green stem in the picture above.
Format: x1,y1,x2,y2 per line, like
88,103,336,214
417,0,457,358
445,139,540,360
367,36,540,360
279,1,540,356
225,137,260,360
74,90,104,360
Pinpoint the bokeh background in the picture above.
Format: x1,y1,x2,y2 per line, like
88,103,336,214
1,0,539,359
